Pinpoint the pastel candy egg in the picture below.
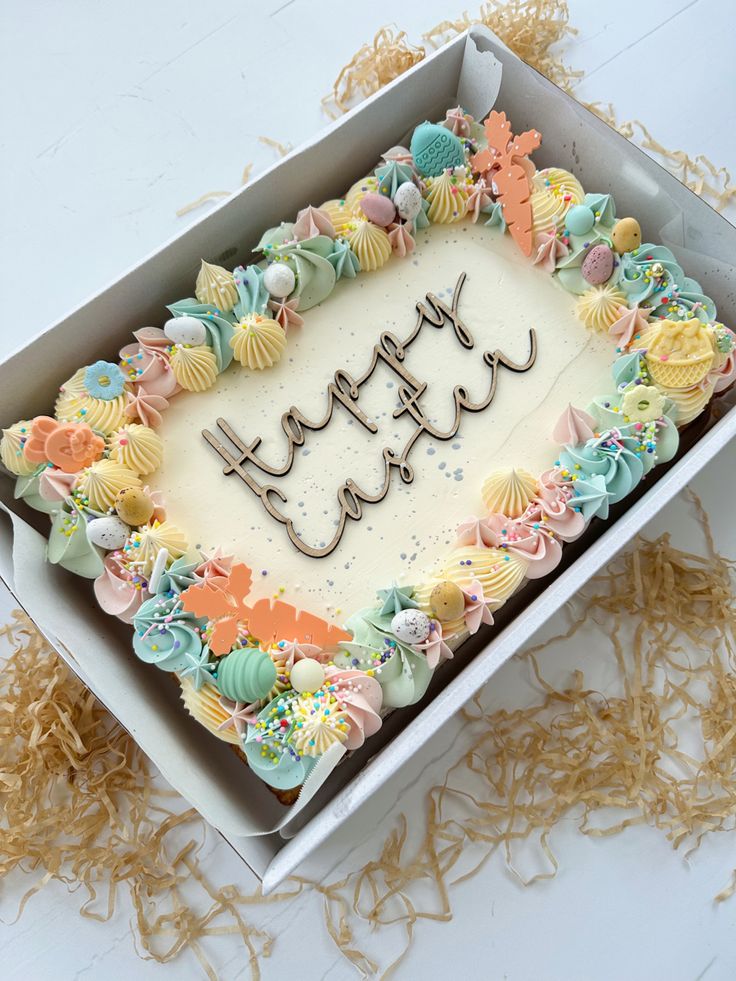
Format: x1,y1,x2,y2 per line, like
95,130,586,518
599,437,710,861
115,486,154,526
429,580,465,622
581,244,615,286
360,192,396,227
263,262,296,299
163,316,207,347
566,204,595,236
612,216,642,254
393,181,422,221
410,122,465,178
87,515,131,550
290,657,326,694
391,608,431,645
217,648,277,702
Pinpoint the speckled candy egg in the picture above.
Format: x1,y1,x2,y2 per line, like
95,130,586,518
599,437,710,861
612,216,642,255
163,316,207,347
410,122,465,178
290,657,326,694
360,192,396,227
394,181,422,222
581,244,615,286
87,515,131,550
429,580,466,622
565,204,595,236
263,262,296,299
391,608,431,645
115,487,155,527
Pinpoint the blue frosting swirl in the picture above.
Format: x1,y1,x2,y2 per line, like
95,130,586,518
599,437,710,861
233,264,269,318
558,433,645,504
619,244,716,322
243,691,318,790
166,299,235,372
132,593,206,672
327,238,361,279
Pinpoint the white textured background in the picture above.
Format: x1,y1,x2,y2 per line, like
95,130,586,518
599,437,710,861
1,1,736,978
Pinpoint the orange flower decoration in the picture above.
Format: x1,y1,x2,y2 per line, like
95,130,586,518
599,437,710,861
23,416,105,472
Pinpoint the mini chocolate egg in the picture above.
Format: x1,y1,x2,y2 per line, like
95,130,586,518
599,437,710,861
566,204,595,236
115,486,154,526
163,316,207,347
360,192,396,228
87,515,131,550
429,580,466,621
394,181,422,222
263,262,296,299
391,609,431,645
581,244,615,286
410,121,465,178
290,657,326,694
611,217,641,254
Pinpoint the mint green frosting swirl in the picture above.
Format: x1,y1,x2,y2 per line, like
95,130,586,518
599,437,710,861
244,691,317,790
336,608,432,708
47,507,104,579
14,466,58,514
557,191,617,295
558,433,644,505
233,264,269,317
612,351,649,388
154,555,201,596
484,201,506,232
568,474,612,521
261,236,337,310
327,239,360,279
414,197,430,232
375,160,414,198
619,245,716,322
132,593,206,672
586,395,679,471
166,299,235,372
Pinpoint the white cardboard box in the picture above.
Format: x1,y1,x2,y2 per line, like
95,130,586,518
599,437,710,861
1,26,735,889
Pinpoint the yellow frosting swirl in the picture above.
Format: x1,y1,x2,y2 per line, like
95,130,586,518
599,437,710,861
530,167,585,236
576,285,627,332
347,220,391,272
320,198,354,237
195,260,238,312
74,459,141,511
481,468,538,518
658,381,714,426
179,676,241,746
230,314,287,370
170,344,218,391
1,420,36,476
108,424,163,475
55,367,128,434
124,519,188,577
345,175,379,217
425,169,469,224
291,692,350,757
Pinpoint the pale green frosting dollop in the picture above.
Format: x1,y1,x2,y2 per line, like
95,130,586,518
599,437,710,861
375,159,414,198
166,299,235,372
14,466,58,514
327,238,361,279
132,592,206,672
233,264,269,317
243,690,317,790
261,236,337,310
556,192,617,295
46,507,105,579
154,555,201,595
336,608,433,708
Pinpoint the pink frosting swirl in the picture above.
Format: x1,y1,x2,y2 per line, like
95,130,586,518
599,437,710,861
268,297,304,333
388,222,415,257
195,547,234,580
412,618,453,669
443,106,472,138
483,512,563,579
456,515,496,548
525,469,586,542
94,553,149,623
120,327,178,398
532,231,569,273
711,328,736,393
324,666,382,749
125,387,169,428
465,180,493,222
39,468,76,503
275,639,327,673
293,205,335,241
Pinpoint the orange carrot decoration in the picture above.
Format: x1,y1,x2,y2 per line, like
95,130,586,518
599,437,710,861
471,111,542,257
181,562,253,656
181,561,350,654
242,598,350,649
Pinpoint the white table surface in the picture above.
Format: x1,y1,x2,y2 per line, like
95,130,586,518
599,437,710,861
2,1,736,978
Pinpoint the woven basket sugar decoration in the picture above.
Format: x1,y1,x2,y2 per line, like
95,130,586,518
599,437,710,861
641,318,716,389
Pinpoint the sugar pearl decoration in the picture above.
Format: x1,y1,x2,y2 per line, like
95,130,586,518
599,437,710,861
163,316,207,347
290,657,326,694
391,609,431,645
87,515,131,550
393,181,422,221
263,262,296,299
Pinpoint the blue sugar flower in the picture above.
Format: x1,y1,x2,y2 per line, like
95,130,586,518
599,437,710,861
84,360,126,400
